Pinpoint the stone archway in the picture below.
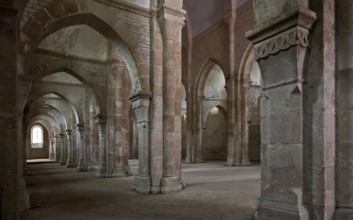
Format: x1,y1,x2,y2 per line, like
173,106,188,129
20,0,147,94
192,59,228,163
203,105,228,161
237,45,262,164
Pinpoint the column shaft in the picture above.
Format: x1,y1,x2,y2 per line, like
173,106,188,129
66,129,75,167
95,115,107,178
336,1,353,218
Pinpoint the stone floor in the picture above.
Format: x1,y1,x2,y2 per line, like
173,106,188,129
20,161,260,220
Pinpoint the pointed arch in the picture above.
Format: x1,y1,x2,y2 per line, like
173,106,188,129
20,0,148,94
194,58,227,97
28,66,101,119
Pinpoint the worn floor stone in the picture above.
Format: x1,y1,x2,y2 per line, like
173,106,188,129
21,162,260,220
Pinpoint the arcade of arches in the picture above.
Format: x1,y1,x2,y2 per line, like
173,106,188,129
0,0,347,219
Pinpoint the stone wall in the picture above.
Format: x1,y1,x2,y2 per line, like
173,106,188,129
203,109,227,161
26,126,50,159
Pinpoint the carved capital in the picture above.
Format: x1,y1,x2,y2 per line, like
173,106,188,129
158,5,185,20
247,8,316,61
129,91,152,109
224,11,236,27
158,5,185,32
66,129,72,136
129,91,151,123
94,114,106,125
254,27,309,60
75,123,84,134
225,77,237,91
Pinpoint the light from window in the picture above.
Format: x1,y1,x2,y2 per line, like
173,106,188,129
31,125,43,148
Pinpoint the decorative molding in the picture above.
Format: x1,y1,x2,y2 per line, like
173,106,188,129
158,5,185,19
94,114,107,123
254,27,309,60
94,0,150,17
34,48,109,65
225,77,237,89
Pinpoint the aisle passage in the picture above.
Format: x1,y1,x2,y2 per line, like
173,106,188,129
21,162,260,220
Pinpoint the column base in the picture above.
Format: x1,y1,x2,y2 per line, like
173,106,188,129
66,160,76,168
161,176,183,194
242,159,251,166
258,199,309,220
132,175,151,194
335,206,353,220
77,166,88,172
88,161,97,172
112,166,125,178
234,160,242,166
95,166,107,178
184,156,196,164
196,158,206,163
226,158,234,166
60,159,66,166
150,186,161,194
77,160,89,172
18,177,29,211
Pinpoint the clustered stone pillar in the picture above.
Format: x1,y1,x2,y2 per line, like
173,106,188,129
95,114,107,178
185,91,194,163
185,37,194,164
55,135,61,162
0,4,24,218
110,57,131,177
195,95,204,163
159,2,185,193
247,7,316,219
59,133,66,165
0,10,17,218
88,101,98,171
336,0,353,218
130,93,151,193
240,79,251,165
76,124,87,172
225,78,237,166
66,129,75,168
149,4,164,193
16,78,30,211
224,4,240,166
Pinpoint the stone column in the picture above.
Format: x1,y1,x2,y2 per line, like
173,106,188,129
225,77,237,166
224,4,240,166
95,114,107,178
336,0,353,218
185,40,194,164
305,1,336,219
150,6,164,193
66,129,75,168
185,92,194,163
241,80,251,165
16,78,31,211
110,58,131,177
0,5,19,219
130,93,151,193
59,133,66,165
55,135,61,162
195,95,204,163
88,101,98,171
247,7,316,219
49,136,55,160
76,124,88,172
158,2,185,193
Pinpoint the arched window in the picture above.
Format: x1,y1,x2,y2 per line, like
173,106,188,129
31,125,43,148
